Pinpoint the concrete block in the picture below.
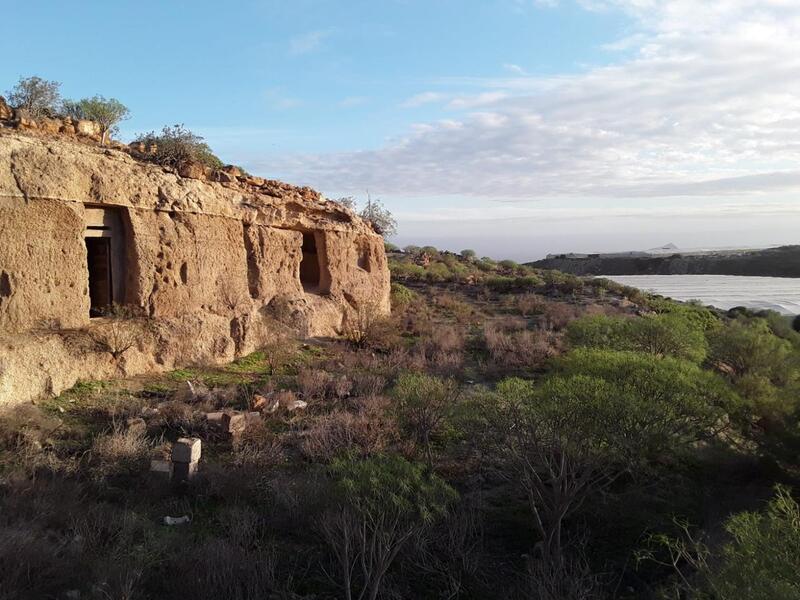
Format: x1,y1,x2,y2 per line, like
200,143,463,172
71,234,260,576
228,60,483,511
222,412,246,434
172,460,199,482
171,437,201,463
149,459,172,478
205,411,224,428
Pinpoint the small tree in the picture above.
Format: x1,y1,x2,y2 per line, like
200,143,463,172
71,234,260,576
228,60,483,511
62,96,130,144
6,76,61,118
487,352,735,566
392,373,460,467
318,454,457,600
360,195,397,238
642,485,800,599
460,249,477,261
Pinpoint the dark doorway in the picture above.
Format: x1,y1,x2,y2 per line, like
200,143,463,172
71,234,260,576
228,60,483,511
86,237,113,317
300,232,321,292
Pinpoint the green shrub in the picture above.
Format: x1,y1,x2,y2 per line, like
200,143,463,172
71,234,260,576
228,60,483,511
390,282,417,307
647,486,800,600
319,454,457,600
647,296,720,331
566,313,708,363
485,275,543,293
708,319,794,382
391,373,460,466
553,349,739,454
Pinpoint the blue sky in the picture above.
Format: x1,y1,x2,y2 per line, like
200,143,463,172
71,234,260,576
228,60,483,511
4,1,800,260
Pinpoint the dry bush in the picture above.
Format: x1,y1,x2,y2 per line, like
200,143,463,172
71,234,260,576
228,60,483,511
297,368,331,399
89,425,150,480
0,523,82,598
483,318,560,371
89,304,152,361
351,372,387,397
297,368,353,401
515,293,548,317
299,396,397,462
149,400,202,434
410,498,486,600
392,290,435,333
433,292,476,324
540,301,580,331
430,350,465,375
0,405,77,477
159,537,281,600
233,419,286,469
428,324,465,354
342,302,398,350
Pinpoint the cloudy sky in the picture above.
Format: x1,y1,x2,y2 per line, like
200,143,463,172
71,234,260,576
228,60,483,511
4,1,800,259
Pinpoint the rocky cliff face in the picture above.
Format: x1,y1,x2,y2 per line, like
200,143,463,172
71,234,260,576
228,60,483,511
0,129,390,404
531,246,800,278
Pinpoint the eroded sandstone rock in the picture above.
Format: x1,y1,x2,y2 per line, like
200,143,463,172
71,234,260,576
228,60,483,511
0,130,390,405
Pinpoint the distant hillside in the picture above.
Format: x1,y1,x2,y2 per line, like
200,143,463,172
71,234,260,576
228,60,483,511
530,245,800,278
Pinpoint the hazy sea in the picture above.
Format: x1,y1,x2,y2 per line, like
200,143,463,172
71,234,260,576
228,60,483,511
604,275,800,315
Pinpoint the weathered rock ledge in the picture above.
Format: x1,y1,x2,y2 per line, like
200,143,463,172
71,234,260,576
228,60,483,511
0,129,390,405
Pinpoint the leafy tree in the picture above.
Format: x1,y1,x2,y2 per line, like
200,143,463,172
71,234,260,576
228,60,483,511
391,373,460,467
6,75,61,118
460,249,477,261
317,454,457,600
62,95,130,144
132,124,223,169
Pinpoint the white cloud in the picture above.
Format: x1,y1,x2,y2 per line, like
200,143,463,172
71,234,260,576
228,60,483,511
289,30,331,55
447,91,510,109
400,91,447,108
264,1,800,202
503,63,527,75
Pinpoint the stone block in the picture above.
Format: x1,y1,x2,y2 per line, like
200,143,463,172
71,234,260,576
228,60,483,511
222,412,246,434
171,437,201,463
172,460,199,482
149,459,172,478
206,411,224,428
